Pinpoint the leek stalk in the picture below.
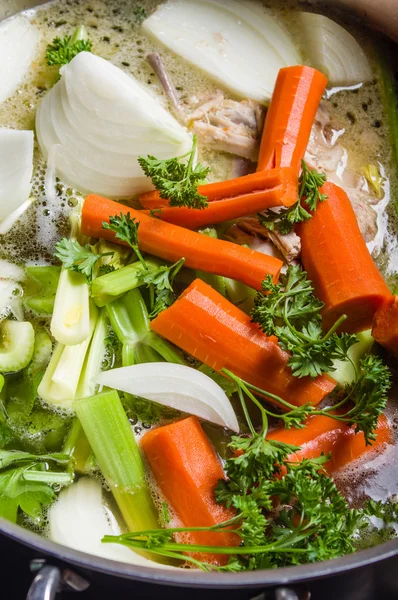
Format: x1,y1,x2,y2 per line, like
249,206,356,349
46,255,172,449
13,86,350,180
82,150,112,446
74,390,159,532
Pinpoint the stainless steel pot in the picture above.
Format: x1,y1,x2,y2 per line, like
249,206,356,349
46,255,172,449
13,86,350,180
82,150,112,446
1,1,398,598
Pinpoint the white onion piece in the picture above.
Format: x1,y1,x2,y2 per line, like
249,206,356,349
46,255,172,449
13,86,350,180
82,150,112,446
0,197,34,235
0,15,40,104
142,0,300,101
48,477,176,568
95,363,239,432
298,13,372,86
0,129,34,221
0,259,25,281
36,52,193,198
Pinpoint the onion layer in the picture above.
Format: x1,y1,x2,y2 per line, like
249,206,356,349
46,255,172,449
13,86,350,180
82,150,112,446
0,15,40,104
36,52,193,198
298,13,372,86
142,0,300,101
95,362,239,432
0,129,34,221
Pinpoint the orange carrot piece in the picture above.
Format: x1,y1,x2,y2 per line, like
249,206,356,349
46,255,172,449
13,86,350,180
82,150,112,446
151,278,336,408
141,416,239,566
141,187,291,230
372,296,398,358
81,194,282,290
139,167,298,210
267,414,391,473
257,66,328,174
297,182,392,333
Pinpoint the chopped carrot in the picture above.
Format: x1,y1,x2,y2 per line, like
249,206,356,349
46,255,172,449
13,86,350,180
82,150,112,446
257,66,328,174
267,414,392,473
297,182,392,333
372,296,398,358
151,278,336,408
139,167,298,210
141,416,239,566
81,194,282,290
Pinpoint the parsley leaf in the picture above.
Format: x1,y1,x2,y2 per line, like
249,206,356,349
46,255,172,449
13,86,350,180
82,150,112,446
102,212,147,269
133,5,147,23
259,161,327,234
46,26,92,66
54,238,113,283
251,265,358,378
138,135,210,209
137,258,185,318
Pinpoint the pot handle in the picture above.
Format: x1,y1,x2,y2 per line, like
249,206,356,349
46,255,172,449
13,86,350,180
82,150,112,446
26,561,90,600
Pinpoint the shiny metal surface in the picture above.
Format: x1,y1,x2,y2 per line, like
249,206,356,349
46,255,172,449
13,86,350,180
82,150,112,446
0,0,398,594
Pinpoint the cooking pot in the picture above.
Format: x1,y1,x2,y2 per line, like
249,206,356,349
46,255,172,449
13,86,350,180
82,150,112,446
1,1,398,598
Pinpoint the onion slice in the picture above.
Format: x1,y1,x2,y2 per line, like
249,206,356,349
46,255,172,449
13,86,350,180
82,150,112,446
48,476,176,568
0,129,34,222
36,52,193,198
298,13,372,86
0,15,40,104
142,0,300,101
95,363,239,432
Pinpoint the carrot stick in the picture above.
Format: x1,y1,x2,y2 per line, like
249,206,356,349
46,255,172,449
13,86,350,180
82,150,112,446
297,182,392,333
141,186,292,229
151,278,336,408
257,65,328,174
141,416,239,566
372,295,398,358
139,167,298,210
267,414,391,473
81,194,283,290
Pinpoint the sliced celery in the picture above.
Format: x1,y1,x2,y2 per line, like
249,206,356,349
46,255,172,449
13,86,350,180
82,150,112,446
0,321,35,373
51,268,90,346
76,309,108,399
38,304,98,407
24,266,60,314
224,277,256,313
29,330,53,373
92,258,162,307
74,390,159,532
63,418,93,474
107,289,184,366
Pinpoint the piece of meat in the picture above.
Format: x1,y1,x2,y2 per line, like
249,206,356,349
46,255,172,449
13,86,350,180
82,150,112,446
188,90,225,121
235,215,301,263
193,120,259,161
147,53,186,123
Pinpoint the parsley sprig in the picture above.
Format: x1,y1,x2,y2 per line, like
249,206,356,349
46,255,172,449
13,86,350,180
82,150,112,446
260,161,327,234
138,135,210,209
55,238,113,283
137,258,185,318
251,265,358,378
102,212,147,269
46,25,92,66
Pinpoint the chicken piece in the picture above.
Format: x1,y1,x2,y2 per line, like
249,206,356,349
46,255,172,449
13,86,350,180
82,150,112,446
236,215,301,263
192,121,259,161
189,90,225,121
147,53,186,123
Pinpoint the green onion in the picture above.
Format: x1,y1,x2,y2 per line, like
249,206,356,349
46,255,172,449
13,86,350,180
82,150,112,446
74,390,159,532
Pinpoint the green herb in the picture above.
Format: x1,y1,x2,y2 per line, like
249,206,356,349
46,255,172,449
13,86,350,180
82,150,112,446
123,394,178,426
138,135,210,209
137,258,185,318
251,265,357,379
46,25,92,66
54,238,113,284
133,5,147,24
260,161,327,234
102,213,147,269
0,450,73,524
198,365,236,399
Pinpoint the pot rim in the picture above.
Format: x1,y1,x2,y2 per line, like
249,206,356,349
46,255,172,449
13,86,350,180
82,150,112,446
1,517,397,588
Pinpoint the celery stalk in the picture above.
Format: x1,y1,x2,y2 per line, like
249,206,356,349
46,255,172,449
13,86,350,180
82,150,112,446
63,418,93,473
51,269,90,346
107,289,184,366
38,304,98,407
25,266,60,314
92,258,163,307
0,321,35,373
76,309,107,399
74,390,159,532
224,277,256,313
196,228,226,296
